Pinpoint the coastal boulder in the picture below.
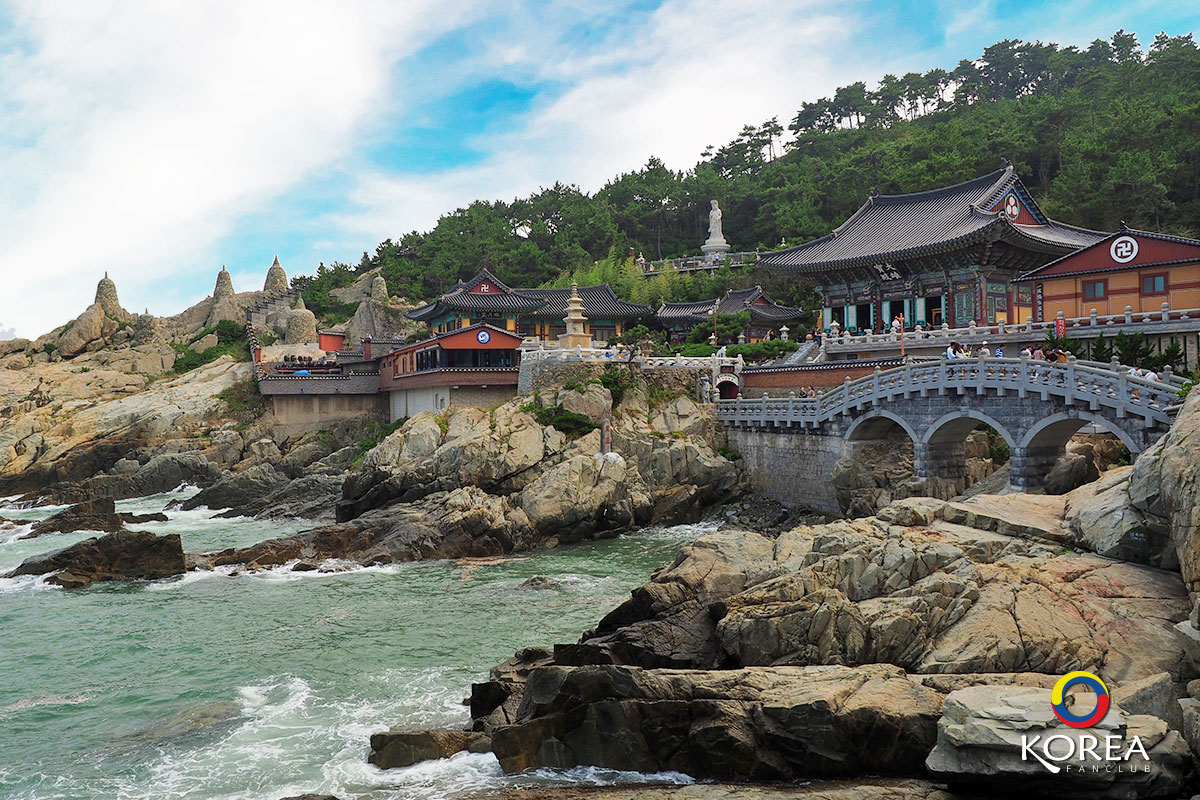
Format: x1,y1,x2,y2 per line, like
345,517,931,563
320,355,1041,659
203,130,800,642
3,530,185,588
1065,469,1175,569
180,463,288,513
490,663,944,779
27,497,125,537
368,729,490,769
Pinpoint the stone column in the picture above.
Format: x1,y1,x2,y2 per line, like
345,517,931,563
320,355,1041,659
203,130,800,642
1009,443,1064,491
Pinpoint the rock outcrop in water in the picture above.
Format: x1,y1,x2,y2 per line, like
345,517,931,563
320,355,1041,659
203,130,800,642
26,497,125,537
423,392,1200,796
4,529,185,587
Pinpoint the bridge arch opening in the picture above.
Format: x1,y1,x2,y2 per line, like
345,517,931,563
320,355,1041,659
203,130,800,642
917,411,1016,494
839,412,917,516
1012,412,1138,493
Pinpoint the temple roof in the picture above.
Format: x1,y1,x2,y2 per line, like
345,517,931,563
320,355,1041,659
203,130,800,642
759,166,1105,274
522,285,652,319
408,270,651,322
658,286,803,326
1015,228,1200,282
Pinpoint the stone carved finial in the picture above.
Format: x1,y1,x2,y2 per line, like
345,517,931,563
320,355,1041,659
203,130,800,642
213,266,235,299
264,255,288,294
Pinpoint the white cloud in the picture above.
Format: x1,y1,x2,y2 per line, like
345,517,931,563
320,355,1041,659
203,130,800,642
0,0,486,338
329,0,864,245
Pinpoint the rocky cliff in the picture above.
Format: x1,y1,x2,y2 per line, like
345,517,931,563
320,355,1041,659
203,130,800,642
196,384,741,569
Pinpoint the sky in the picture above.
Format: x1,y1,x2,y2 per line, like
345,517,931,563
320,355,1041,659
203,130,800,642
1,0,1198,339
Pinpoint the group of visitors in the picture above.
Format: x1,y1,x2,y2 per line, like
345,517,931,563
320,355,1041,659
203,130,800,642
1128,364,1162,382
943,341,1003,358
944,341,1075,363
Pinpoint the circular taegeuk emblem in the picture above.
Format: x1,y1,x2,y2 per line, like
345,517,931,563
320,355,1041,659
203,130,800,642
476,329,491,344
1003,193,1021,220
1110,235,1139,264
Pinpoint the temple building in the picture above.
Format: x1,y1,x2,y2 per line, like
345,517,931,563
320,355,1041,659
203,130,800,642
1015,227,1200,320
378,323,523,419
657,286,804,341
406,268,652,342
758,163,1106,332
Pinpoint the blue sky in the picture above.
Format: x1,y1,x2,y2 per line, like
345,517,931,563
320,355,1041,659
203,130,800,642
1,0,1198,338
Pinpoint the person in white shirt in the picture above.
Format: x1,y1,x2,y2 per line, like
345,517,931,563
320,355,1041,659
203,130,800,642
1128,366,1144,378
891,316,902,334
976,341,992,357
945,344,956,359
1019,346,1033,358
1143,368,1159,382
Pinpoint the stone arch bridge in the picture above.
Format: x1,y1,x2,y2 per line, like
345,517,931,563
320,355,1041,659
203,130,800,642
718,358,1182,515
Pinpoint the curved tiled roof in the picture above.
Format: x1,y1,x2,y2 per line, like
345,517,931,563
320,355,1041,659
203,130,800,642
408,271,652,322
760,167,1106,273
519,285,652,319
657,286,803,326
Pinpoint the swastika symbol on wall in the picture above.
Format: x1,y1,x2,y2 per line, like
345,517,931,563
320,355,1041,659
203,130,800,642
1110,235,1139,264
1003,193,1020,220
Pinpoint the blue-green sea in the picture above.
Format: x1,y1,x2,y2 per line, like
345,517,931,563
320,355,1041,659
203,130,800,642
0,488,705,799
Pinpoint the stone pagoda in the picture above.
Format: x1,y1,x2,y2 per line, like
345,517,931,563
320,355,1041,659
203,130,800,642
557,283,592,349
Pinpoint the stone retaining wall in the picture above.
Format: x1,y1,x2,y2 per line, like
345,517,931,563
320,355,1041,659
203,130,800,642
725,427,846,515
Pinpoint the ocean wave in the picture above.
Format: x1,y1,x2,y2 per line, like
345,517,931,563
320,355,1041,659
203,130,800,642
0,573,60,595
1,522,34,545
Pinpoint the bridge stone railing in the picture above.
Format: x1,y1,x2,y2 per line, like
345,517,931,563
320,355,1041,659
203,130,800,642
719,357,1181,432
821,304,1200,354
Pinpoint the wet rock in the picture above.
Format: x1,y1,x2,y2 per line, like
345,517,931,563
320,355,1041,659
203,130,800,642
519,576,561,590
119,512,169,524
27,497,124,537
368,728,491,769
28,453,223,506
3,530,185,587
180,463,288,512
490,663,944,779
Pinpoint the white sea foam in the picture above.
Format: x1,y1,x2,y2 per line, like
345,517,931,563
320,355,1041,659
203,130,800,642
1,522,34,545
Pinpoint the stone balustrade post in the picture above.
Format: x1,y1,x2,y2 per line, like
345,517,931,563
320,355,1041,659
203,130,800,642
1089,309,1098,326
1125,305,1134,324
1162,302,1170,322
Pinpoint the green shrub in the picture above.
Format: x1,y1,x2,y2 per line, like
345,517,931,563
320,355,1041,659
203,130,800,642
520,396,599,438
598,364,639,405
216,379,266,429
717,446,742,461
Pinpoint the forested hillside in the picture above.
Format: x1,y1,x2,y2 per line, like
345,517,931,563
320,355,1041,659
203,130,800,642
299,30,1200,319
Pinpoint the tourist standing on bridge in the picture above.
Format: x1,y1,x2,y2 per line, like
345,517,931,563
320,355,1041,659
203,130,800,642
1032,345,1045,360
945,342,958,359
976,342,992,357
891,315,902,334
1019,345,1032,359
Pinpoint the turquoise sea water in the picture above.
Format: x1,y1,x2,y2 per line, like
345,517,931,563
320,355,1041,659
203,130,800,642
0,489,705,799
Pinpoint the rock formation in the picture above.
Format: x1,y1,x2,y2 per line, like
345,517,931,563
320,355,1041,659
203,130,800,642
264,256,288,294
3,529,185,588
284,299,317,344
26,497,125,537
94,272,132,323
57,302,120,357
370,274,388,303
205,267,242,327
197,385,739,568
